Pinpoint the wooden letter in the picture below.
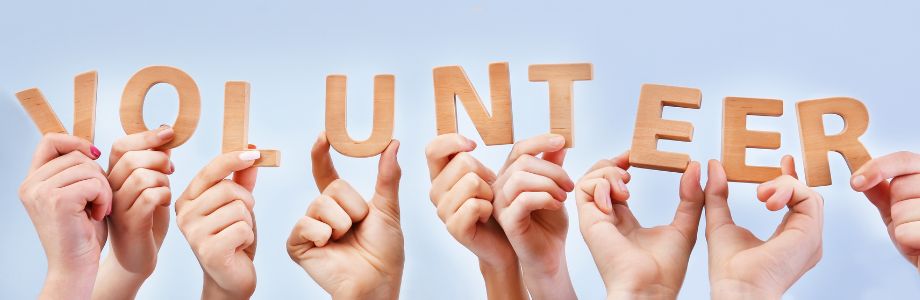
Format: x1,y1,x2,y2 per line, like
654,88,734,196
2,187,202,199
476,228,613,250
120,65,201,150
722,97,783,183
630,84,702,172
796,97,872,187
433,63,513,145
325,74,395,158
529,63,593,148
222,81,281,167
15,71,97,142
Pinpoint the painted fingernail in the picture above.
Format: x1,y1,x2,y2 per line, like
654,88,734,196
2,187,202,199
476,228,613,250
168,162,175,174
852,175,866,189
239,150,261,161
247,144,257,149
90,145,101,159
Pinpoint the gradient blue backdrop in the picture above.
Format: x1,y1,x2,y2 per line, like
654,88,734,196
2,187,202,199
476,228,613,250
1,0,918,299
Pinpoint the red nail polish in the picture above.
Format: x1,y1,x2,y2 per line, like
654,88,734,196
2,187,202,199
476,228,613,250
90,145,101,159
169,163,175,174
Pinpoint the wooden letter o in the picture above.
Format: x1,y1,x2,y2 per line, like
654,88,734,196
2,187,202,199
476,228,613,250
120,66,201,150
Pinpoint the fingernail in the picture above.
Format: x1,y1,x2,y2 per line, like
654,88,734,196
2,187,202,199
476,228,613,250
551,136,565,147
106,205,112,216
157,126,174,139
604,191,612,211
852,175,866,189
616,168,627,176
247,144,257,149
239,150,261,161
617,178,628,194
168,162,175,174
90,145,101,159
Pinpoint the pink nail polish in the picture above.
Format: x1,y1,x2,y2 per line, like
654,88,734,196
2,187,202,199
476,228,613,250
90,145,101,159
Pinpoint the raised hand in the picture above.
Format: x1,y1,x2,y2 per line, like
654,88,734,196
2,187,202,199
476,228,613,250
93,125,174,299
18,133,110,299
850,151,920,270
176,149,260,299
575,152,703,299
287,134,403,299
491,134,575,300
424,133,527,300
705,156,824,299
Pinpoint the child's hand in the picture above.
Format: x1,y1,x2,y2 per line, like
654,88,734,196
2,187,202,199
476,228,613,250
491,134,576,300
287,134,403,299
176,150,260,299
850,151,920,270
93,126,175,299
18,133,110,299
425,133,527,300
575,152,703,299
705,156,824,299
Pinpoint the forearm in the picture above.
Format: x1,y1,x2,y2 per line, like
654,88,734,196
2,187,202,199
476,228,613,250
480,258,528,300
521,258,576,300
41,265,98,300
711,280,780,300
202,275,253,300
606,284,678,300
92,255,150,299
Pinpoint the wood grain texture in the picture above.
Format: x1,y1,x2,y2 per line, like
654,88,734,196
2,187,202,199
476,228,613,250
15,70,97,142
433,62,513,145
796,97,872,187
325,74,395,158
222,81,280,167
630,84,702,173
529,63,593,148
722,97,783,183
120,65,201,150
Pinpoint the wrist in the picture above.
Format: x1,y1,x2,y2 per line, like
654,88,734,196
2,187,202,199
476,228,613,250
521,257,576,300
711,279,781,300
92,254,149,299
330,283,400,300
42,265,98,300
202,275,254,300
606,284,678,300
479,258,527,300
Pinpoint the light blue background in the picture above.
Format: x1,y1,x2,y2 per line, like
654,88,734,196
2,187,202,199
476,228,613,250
1,0,918,299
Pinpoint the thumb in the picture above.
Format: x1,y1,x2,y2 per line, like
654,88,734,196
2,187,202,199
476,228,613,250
373,140,401,218
232,144,260,192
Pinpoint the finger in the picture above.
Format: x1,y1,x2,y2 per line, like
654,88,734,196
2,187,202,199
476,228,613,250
307,195,354,240
760,175,823,218
445,199,493,244
425,133,477,180
232,166,259,193
852,151,920,192
30,133,100,172
438,172,493,221
611,151,630,170
323,179,370,221
28,151,96,183
126,186,171,221
541,149,567,166
182,180,255,217
578,166,629,203
113,168,169,213
212,221,255,252
576,178,612,214
287,216,333,253
108,125,175,170
57,177,112,221
780,155,798,179
311,132,340,192
704,159,735,231
42,161,106,191
182,151,260,200
374,140,402,217
502,171,568,202
202,200,255,234
430,152,496,199
498,154,575,192
107,150,171,190
502,192,563,225
672,161,704,239
500,134,566,173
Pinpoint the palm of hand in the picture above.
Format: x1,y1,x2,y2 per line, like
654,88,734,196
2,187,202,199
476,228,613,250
109,207,169,273
461,218,517,267
498,203,568,270
299,204,404,295
709,225,804,293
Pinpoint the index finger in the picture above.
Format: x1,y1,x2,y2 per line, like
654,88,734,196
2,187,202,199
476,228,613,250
108,125,175,171
852,151,920,192
780,155,798,179
30,133,99,172
181,150,260,200
501,133,566,173
425,133,476,180
311,132,340,192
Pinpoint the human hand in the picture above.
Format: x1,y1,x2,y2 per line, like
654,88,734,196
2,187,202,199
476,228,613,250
424,133,527,300
18,133,110,299
705,156,824,299
576,152,703,299
850,151,920,270
287,134,403,299
176,149,260,299
491,134,575,300
93,126,175,299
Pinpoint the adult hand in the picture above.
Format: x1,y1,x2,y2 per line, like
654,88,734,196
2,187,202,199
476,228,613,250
705,156,824,299
491,134,575,300
287,134,403,299
176,149,260,299
18,133,110,299
850,151,920,270
576,152,703,299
